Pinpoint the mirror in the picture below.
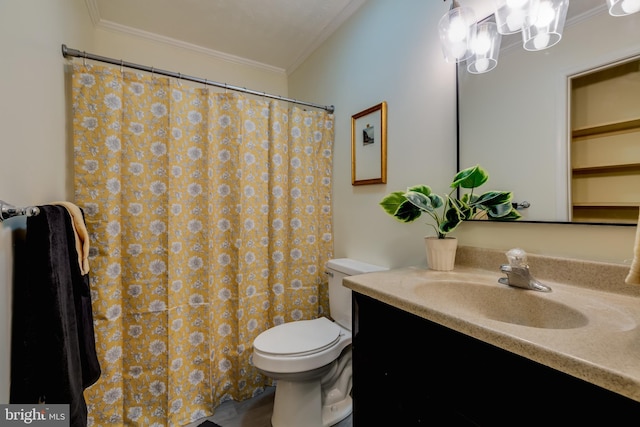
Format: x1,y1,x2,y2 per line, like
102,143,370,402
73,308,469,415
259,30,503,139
457,0,640,224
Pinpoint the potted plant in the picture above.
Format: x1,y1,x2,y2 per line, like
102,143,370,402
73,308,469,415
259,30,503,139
379,164,521,270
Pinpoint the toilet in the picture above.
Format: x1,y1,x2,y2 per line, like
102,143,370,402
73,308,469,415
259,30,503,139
252,258,387,427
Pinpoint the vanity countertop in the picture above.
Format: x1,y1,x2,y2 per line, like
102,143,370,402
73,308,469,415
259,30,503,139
343,246,640,403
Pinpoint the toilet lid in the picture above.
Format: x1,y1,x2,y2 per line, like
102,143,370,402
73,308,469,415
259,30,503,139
253,317,341,356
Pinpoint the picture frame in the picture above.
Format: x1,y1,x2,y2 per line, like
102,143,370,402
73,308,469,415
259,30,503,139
351,101,387,185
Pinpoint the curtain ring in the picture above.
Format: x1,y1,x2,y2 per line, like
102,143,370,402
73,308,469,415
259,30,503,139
120,59,124,73
82,51,87,68
151,66,155,78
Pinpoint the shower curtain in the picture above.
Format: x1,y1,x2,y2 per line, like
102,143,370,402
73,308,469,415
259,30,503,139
71,64,334,426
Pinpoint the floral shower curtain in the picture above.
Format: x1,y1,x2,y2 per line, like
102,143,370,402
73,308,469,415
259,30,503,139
71,64,334,426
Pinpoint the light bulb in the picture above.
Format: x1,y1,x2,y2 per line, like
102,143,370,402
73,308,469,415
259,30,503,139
439,5,476,63
534,1,555,27
533,33,550,49
622,0,640,14
522,0,567,51
472,32,492,55
474,58,490,73
506,9,526,31
448,16,468,43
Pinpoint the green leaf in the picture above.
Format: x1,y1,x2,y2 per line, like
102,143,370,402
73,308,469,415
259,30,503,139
474,191,513,208
406,184,432,196
393,199,424,222
439,204,464,234
451,164,489,189
486,201,515,218
406,190,443,212
492,207,522,220
379,191,407,216
429,194,444,209
405,191,433,211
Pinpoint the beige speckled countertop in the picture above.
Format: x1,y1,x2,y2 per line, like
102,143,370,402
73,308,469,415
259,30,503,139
343,246,640,403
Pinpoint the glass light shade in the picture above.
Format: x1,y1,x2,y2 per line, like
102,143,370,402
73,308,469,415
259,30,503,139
438,5,477,63
467,22,502,74
521,0,569,51
494,0,531,34
607,0,640,16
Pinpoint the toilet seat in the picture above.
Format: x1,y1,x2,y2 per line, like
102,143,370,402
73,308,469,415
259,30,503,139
252,317,352,374
253,317,341,357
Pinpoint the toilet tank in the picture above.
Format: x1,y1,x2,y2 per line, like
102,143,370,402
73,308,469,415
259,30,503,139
325,258,388,330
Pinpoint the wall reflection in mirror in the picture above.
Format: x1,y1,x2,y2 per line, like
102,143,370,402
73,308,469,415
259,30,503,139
457,0,640,224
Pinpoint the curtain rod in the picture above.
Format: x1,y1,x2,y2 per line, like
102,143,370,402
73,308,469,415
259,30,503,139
61,44,335,114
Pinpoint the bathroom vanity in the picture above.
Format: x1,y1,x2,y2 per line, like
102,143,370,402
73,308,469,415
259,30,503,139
345,247,640,426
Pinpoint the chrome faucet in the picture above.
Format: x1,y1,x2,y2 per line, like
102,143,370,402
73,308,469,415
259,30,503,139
498,248,551,292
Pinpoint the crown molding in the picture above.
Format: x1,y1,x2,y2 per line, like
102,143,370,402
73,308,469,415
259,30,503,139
285,0,368,75
84,0,286,75
84,0,101,25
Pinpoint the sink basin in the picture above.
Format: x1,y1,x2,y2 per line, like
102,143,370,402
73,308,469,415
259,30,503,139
413,281,589,329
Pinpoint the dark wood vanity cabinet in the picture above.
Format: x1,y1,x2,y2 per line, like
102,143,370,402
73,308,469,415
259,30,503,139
351,293,640,426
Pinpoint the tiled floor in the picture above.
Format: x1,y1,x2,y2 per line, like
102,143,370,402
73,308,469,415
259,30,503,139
187,386,352,427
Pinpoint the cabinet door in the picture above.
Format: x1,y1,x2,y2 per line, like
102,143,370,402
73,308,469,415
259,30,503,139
352,293,481,426
352,293,640,426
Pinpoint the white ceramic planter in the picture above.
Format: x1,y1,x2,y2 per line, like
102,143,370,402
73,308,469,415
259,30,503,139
425,236,458,271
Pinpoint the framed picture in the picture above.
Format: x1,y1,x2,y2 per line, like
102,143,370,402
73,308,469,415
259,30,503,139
351,101,387,185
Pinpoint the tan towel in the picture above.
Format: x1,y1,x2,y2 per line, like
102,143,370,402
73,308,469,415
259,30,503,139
51,202,90,275
625,208,640,285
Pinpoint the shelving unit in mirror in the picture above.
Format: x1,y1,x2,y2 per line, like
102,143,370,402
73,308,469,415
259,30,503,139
570,57,640,224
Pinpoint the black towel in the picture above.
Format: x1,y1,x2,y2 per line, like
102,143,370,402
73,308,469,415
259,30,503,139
10,205,101,427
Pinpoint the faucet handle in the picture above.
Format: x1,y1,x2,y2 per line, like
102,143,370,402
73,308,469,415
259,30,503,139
506,248,528,267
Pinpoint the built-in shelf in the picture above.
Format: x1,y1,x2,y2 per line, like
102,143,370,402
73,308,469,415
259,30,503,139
572,202,639,207
572,163,640,174
572,206,639,224
572,118,640,138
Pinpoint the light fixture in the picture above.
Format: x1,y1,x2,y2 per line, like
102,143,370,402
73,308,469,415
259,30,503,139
494,0,531,34
467,21,502,74
607,0,640,16
438,0,477,63
521,0,569,51
440,0,633,73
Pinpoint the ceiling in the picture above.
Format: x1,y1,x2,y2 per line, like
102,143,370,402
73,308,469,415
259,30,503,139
87,0,606,75
87,0,368,74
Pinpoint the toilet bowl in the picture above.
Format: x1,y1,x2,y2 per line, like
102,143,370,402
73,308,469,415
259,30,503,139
252,258,387,427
